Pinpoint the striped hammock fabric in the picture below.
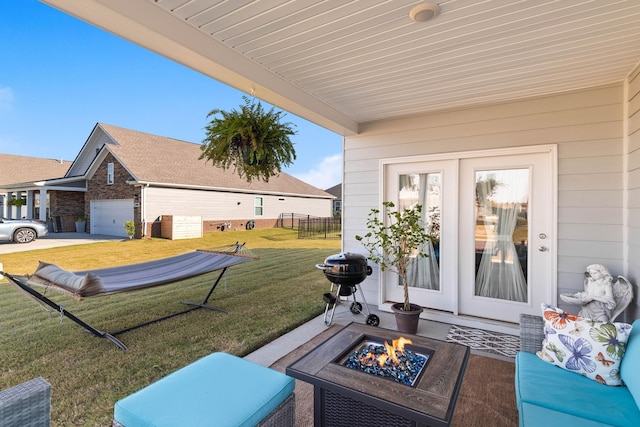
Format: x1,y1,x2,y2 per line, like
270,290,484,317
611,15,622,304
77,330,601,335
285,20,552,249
28,250,252,297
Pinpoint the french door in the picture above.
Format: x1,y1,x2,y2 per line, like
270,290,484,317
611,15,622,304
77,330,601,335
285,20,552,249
383,160,458,312
382,146,556,323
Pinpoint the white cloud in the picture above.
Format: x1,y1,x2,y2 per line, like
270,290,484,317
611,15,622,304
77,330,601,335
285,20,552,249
294,153,342,190
0,86,14,111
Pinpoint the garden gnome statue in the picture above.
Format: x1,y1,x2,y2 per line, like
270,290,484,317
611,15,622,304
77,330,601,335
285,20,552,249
560,264,633,322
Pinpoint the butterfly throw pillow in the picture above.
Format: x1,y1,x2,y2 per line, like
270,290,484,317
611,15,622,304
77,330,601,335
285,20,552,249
537,304,633,386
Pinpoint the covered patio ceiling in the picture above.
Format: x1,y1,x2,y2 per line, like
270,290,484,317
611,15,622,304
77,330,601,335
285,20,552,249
42,0,640,135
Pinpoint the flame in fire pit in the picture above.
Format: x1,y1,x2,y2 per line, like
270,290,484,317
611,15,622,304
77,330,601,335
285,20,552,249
344,337,430,386
361,337,412,367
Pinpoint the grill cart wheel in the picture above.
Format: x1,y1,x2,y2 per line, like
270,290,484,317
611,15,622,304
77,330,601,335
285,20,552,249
366,314,380,327
350,302,362,314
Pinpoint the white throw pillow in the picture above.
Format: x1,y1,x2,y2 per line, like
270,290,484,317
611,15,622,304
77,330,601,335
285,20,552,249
33,261,104,297
537,304,633,386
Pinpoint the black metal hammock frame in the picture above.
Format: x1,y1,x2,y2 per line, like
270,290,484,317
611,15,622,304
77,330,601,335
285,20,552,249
0,243,256,350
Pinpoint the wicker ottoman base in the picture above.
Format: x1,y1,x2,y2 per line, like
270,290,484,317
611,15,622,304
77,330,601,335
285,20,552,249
320,389,413,427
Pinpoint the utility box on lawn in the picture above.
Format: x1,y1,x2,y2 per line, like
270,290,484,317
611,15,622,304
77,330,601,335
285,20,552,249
161,215,203,240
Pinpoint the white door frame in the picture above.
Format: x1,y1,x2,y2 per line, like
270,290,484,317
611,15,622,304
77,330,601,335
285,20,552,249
377,145,557,325
381,160,459,313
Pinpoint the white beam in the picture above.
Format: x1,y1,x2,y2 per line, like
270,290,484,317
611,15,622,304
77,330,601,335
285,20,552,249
40,0,359,136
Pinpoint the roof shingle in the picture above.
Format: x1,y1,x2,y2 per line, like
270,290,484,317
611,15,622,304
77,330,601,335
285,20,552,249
0,154,71,186
99,123,332,198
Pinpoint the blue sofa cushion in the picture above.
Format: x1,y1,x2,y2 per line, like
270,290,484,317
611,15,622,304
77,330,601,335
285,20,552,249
114,352,295,427
516,352,640,426
621,319,640,409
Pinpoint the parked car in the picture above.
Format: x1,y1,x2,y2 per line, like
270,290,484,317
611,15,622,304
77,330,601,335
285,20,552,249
0,217,49,243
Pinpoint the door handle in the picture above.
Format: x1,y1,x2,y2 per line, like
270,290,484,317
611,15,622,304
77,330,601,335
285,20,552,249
538,246,548,252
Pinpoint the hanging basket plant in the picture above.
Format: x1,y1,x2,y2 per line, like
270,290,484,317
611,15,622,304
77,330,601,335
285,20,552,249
199,96,297,183
7,197,26,207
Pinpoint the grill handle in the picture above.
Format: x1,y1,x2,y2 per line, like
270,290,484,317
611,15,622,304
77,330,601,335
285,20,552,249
315,264,331,271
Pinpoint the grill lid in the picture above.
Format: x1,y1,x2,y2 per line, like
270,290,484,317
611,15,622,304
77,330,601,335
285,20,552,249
316,252,372,285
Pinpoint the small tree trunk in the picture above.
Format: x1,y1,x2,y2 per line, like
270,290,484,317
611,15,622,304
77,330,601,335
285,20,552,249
398,256,410,311
402,275,410,311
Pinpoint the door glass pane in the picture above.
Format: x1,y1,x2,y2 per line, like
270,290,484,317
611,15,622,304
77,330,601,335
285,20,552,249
399,173,441,291
474,169,529,302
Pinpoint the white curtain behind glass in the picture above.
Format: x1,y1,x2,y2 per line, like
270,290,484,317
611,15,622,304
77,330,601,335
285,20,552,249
407,174,440,290
474,170,528,302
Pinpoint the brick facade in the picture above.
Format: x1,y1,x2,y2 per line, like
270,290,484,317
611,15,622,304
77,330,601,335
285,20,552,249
146,218,276,237
86,153,141,237
202,218,277,232
49,191,85,231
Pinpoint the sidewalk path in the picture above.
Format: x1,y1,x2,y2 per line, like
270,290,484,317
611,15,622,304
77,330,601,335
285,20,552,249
0,232,123,255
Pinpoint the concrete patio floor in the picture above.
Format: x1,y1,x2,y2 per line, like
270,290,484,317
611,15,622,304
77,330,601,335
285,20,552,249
245,303,453,367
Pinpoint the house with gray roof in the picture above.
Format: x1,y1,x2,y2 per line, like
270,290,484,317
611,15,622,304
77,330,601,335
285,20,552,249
324,183,341,216
0,154,73,220
2,123,333,237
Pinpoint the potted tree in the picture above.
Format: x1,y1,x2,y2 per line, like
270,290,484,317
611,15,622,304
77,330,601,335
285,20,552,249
124,220,135,239
75,217,86,233
356,201,431,334
199,96,297,183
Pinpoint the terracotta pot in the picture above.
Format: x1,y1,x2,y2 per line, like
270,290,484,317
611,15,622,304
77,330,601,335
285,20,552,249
391,302,423,334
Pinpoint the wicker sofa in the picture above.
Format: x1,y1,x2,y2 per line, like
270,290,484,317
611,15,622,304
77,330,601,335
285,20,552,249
516,314,640,426
0,377,51,427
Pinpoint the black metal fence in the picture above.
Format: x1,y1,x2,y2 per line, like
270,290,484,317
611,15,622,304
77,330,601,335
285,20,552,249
276,213,316,228
298,217,341,240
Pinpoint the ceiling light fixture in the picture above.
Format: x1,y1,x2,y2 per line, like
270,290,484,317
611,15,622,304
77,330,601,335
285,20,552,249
409,3,441,22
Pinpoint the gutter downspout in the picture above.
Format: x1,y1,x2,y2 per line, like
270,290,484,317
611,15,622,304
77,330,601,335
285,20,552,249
140,183,149,237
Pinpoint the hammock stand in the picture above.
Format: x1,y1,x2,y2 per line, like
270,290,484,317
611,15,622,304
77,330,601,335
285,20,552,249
0,243,255,351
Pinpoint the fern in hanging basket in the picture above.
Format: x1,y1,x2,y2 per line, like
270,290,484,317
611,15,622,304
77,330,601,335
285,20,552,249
199,96,297,183
7,198,26,207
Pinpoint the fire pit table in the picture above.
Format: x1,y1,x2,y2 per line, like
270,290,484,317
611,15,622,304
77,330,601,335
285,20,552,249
286,322,470,427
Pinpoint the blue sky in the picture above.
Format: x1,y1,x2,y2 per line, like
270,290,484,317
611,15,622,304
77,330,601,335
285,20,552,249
0,0,343,190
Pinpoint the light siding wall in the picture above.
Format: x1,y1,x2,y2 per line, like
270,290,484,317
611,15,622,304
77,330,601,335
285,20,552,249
627,64,640,320
343,84,626,306
143,186,332,223
67,129,112,177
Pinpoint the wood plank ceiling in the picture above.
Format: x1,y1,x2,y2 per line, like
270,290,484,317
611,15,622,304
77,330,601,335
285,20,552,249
42,0,640,133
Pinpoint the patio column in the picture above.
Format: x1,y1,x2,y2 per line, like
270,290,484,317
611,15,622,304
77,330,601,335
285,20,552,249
15,191,24,219
38,189,48,221
1,194,7,218
26,190,34,219
8,191,20,219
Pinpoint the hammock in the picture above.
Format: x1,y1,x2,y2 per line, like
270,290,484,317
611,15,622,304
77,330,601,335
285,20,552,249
1,243,255,350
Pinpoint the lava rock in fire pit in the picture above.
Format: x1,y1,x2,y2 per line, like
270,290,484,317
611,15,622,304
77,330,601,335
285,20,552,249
343,343,428,386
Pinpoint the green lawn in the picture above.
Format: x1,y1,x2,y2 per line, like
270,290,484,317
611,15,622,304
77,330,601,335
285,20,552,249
0,229,340,426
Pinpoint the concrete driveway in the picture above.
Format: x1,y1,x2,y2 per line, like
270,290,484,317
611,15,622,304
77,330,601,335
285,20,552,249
0,232,124,255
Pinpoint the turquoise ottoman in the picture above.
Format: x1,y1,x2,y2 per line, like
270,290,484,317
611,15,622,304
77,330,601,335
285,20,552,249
113,352,295,427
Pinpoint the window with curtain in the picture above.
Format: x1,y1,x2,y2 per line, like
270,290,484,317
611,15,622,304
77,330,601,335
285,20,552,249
400,173,441,291
474,169,529,302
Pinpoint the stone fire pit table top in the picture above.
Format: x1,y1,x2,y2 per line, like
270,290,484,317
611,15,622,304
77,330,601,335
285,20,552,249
286,322,470,427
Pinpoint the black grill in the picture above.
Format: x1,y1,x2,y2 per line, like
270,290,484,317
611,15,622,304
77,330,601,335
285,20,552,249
316,253,379,328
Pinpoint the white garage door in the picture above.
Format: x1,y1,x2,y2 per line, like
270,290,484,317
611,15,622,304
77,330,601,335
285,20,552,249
90,199,133,237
